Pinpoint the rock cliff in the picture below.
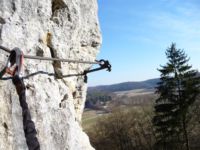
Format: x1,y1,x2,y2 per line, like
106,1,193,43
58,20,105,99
0,0,101,149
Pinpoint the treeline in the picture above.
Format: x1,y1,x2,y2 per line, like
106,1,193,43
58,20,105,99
85,91,113,107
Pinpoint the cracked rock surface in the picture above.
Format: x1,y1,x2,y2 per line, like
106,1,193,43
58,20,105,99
0,0,101,149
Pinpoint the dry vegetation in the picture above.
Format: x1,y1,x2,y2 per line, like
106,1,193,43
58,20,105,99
85,106,155,150
83,94,200,150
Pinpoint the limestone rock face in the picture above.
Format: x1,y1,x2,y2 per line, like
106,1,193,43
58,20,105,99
0,0,101,149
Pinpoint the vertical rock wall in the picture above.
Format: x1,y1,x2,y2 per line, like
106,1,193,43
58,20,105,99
0,0,101,149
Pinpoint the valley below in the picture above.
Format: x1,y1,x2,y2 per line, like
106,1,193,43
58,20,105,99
82,79,158,130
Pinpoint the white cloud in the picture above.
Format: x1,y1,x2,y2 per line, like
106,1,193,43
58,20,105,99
145,1,200,52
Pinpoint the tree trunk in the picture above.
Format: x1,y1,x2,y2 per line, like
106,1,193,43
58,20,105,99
182,117,190,150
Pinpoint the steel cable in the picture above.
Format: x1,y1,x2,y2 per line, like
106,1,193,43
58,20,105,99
0,45,100,65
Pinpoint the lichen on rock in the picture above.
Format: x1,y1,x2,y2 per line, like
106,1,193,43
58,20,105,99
0,0,101,149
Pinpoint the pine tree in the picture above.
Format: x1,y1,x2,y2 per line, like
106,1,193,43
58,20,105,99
153,43,200,150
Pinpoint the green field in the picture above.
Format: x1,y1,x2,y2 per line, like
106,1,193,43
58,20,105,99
82,109,107,130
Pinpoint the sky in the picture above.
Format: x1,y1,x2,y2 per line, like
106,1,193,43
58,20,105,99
88,0,200,86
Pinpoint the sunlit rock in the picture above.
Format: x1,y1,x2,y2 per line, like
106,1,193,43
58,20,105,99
0,0,101,149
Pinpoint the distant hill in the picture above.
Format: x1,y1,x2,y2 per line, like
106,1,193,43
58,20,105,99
89,78,160,93
89,71,200,93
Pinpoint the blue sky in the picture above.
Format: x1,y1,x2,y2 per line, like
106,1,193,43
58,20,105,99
88,0,200,86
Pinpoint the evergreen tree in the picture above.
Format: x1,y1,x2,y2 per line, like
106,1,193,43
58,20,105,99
153,43,200,150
